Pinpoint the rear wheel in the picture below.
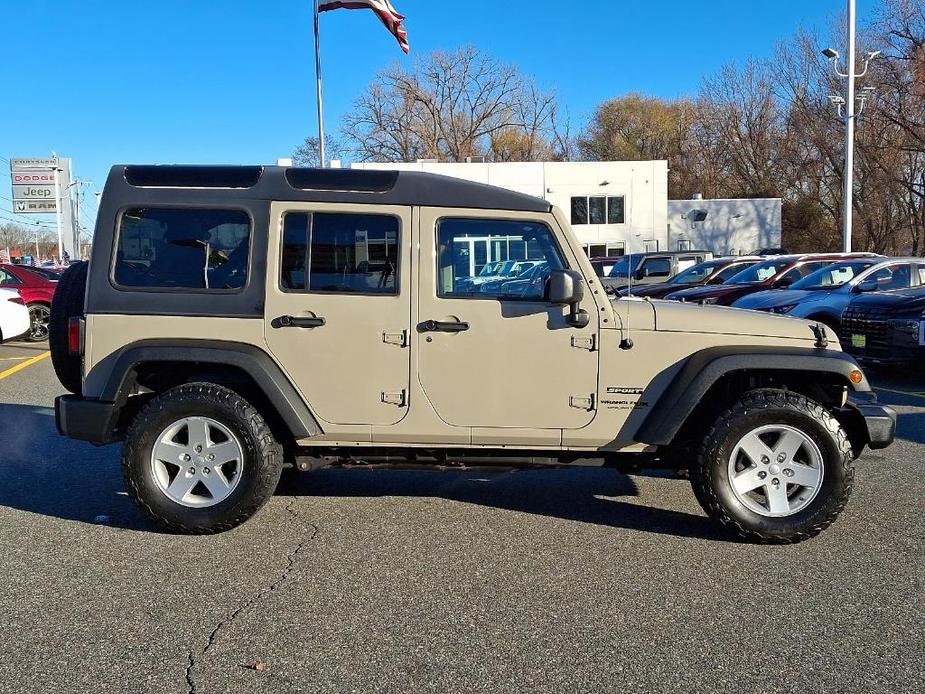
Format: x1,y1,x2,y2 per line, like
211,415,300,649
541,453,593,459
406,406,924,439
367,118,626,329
26,303,51,342
691,389,853,543
122,383,283,534
49,261,88,393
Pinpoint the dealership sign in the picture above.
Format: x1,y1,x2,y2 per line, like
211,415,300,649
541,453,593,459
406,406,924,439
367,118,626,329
9,158,59,213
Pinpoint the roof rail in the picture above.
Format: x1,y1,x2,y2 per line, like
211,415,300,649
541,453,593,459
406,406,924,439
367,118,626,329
124,165,263,189
286,167,399,193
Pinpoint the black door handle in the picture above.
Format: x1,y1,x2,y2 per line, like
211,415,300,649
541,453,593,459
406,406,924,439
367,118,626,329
276,315,326,328
420,319,469,333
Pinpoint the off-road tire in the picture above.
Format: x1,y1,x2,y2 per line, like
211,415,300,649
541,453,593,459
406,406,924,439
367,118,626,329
122,383,284,534
690,388,853,544
49,261,88,393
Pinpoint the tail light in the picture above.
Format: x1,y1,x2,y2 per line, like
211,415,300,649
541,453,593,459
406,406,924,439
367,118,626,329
68,317,84,355
7,296,25,306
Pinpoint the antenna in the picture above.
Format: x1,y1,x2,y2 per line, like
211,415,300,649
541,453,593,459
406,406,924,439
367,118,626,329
620,251,635,350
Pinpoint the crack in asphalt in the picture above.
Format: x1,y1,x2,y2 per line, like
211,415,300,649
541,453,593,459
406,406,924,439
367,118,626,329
184,500,319,694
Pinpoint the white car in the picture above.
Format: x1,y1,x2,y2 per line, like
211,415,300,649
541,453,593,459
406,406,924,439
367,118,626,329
0,287,30,343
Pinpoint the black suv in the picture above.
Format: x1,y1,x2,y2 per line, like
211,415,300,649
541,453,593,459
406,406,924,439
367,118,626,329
841,285,925,366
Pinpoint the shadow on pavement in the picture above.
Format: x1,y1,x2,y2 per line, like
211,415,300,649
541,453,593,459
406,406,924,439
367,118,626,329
277,466,727,542
0,402,724,541
0,404,155,531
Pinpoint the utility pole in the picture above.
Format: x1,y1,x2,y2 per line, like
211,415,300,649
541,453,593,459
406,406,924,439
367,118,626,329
822,0,879,254
70,178,92,259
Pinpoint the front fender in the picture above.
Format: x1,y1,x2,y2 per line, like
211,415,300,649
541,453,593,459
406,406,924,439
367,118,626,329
634,345,868,446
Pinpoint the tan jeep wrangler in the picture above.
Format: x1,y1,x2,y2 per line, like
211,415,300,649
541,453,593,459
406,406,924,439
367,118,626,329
51,165,895,542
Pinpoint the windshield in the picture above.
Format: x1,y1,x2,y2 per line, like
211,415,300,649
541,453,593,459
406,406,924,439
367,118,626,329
607,255,643,278
791,260,878,290
726,258,792,284
668,260,723,284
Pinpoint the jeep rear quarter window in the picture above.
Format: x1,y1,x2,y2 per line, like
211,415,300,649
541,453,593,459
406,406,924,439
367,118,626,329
113,208,251,290
436,218,564,300
281,212,399,294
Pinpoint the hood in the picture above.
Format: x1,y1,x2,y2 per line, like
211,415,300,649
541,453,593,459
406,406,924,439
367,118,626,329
651,299,822,342
850,286,925,314
733,289,823,310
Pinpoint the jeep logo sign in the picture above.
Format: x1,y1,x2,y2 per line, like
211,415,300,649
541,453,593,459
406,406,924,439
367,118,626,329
12,184,56,199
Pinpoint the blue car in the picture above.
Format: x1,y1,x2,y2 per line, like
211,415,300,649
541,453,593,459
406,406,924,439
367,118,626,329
732,258,925,332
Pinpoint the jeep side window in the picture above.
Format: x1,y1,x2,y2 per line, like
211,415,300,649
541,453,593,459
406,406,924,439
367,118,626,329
436,218,565,301
113,208,251,290
281,212,399,295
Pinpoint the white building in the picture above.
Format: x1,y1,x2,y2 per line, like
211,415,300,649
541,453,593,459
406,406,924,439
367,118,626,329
349,160,781,257
668,197,783,256
352,160,669,256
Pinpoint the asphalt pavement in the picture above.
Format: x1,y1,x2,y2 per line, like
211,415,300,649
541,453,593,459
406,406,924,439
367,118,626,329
0,340,923,694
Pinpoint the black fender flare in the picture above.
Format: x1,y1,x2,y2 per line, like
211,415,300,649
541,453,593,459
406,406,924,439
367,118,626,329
94,339,322,438
634,345,869,446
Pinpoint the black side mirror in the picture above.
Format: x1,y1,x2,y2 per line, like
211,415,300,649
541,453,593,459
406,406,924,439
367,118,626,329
636,268,647,280
775,277,793,288
547,269,590,328
855,278,879,293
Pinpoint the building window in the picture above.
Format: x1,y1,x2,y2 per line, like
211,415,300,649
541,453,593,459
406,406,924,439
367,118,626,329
589,196,606,224
607,196,625,224
113,208,251,290
570,197,588,225
281,212,399,294
570,195,625,225
583,242,625,258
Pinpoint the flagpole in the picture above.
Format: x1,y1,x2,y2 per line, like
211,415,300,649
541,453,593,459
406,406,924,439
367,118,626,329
313,0,327,168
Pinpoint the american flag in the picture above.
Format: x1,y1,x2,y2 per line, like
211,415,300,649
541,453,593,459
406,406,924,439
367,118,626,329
318,0,409,53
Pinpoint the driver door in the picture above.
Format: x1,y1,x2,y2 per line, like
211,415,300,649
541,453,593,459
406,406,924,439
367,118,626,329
416,208,600,438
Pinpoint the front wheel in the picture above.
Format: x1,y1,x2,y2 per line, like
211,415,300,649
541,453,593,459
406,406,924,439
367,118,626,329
26,303,50,342
122,383,284,534
691,389,853,543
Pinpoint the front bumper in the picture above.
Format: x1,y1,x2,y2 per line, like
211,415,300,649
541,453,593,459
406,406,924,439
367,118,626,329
842,391,896,450
55,395,120,445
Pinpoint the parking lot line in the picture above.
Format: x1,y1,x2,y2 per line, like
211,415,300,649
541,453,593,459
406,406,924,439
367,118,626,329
0,351,51,381
874,386,925,400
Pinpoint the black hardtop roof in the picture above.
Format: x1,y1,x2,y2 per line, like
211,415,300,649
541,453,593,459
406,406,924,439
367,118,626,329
104,164,552,213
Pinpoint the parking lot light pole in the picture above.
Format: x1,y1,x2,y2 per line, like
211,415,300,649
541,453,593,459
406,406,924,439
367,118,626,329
822,0,880,254
52,156,64,262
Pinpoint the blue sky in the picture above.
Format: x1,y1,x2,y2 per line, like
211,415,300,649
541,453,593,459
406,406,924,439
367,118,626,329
1,0,879,231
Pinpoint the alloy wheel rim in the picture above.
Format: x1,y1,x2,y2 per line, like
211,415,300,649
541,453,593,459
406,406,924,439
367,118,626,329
29,305,50,340
727,424,824,517
150,416,244,508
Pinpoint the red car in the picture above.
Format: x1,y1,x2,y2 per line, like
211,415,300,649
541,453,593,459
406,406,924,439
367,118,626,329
663,253,879,306
0,263,59,341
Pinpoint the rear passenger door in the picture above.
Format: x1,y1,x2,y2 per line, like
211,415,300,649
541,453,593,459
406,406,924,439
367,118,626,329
264,203,412,426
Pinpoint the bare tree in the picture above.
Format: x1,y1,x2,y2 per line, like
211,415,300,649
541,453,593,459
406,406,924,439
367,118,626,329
577,0,924,255
293,136,346,167
340,47,563,163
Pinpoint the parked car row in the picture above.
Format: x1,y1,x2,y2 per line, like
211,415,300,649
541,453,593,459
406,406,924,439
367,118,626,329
0,263,61,341
591,250,925,368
